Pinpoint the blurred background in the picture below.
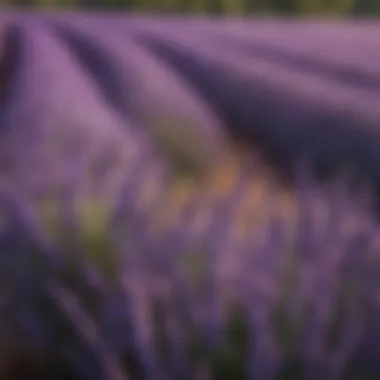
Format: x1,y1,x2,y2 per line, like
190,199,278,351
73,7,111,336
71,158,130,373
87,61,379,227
1,0,379,16
0,1,379,378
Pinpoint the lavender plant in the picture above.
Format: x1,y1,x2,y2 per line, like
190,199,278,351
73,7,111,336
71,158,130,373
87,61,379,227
0,153,379,380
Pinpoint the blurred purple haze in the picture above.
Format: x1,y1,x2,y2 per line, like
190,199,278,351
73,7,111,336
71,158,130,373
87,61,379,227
0,13,379,380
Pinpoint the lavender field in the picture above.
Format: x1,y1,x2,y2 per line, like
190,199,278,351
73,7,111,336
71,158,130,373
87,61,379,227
0,13,380,380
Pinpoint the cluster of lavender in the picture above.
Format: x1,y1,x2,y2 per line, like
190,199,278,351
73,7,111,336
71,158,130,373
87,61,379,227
0,150,380,380
2,17,380,195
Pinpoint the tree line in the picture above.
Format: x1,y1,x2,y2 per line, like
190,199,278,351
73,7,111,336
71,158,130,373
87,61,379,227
2,0,380,16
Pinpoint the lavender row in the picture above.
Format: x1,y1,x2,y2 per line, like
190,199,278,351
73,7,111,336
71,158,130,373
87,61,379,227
123,27,380,204
0,21,146,198
1,17,380,204
0,18,231,193
49,19,229,174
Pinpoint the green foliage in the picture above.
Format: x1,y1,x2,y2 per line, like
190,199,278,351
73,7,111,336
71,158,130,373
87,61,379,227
151,117,220,178
4,0,379,15
212,306,249,380
296,0,354,14
38,197,117,281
